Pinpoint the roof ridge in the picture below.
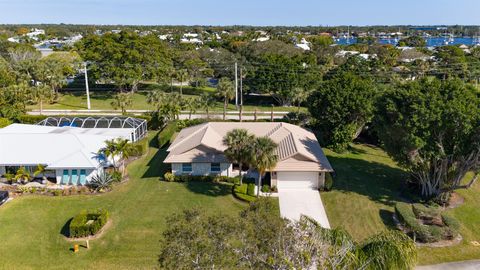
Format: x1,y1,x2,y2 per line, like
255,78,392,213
167,123,209,152
265,123,282,137
283,124,318,162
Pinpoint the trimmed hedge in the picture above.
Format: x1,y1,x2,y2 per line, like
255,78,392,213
69,209,109,238
162,173,240,184
0,117,12,128
324,173,333,191
131,137,149,157
233,183,257,203
157,122,177,148
395,202,459,243
16,115,47,124
247,183,256,196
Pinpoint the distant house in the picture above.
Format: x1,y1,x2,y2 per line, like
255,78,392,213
295,38,311,51
164,122,334,190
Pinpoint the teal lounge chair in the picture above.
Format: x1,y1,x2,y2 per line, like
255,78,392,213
61,170,70,185
70,170,79,185
79,169,87,185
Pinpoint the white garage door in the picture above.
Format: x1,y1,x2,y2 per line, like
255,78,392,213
277,171,319,189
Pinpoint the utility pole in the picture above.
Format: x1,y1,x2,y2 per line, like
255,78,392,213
239,67,243,122
84,62,91,110
234,62,238,108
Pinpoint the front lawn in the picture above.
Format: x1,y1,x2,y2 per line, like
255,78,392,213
0,133,249,269
322,144,480,265
26,90,304,113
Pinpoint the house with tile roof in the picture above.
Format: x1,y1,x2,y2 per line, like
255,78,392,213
164,122,334,189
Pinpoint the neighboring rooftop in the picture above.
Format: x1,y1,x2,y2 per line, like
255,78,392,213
165,122,333,172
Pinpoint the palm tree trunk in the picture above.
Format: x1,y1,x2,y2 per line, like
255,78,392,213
239,162,243,185
206,108,210,119
39,99,43,115
189,111,192,120
257,173,262,197
223,98,227,120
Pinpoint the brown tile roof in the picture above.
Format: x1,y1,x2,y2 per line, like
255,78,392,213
164,122,333,172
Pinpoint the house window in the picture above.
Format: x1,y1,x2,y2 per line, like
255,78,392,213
182,163,192,172
211,163,221,172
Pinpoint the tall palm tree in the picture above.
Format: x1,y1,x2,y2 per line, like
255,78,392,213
251,137,278,197
29,85,54,115
183,97,198,120
98,139,119,170
111,92,133,115
175,69,189,96
222,129,255,185
215,77,235,120
114,138,134,176
200,93,216,119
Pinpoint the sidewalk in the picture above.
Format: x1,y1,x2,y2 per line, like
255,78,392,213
416,260,480,270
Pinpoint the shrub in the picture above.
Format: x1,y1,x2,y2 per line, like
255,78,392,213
110,171,122,183
176,119,209,131
441,213,460,232
52,189,62,196
0,117,12,128
88,172,114,191
247,183,256,196
261,185,271,193
233,184,256,203
131,138,148,157
16,115,47,124
69,209,109,238
164,172,175,182
214,175,239,184
29,187,37,193
412,203,441,220
324,173,333,191
235,183,248,195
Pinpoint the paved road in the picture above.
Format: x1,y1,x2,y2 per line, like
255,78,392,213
27,109,289,120
278,188,331,228
416,260,480,270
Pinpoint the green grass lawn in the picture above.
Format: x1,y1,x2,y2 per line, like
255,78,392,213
26,90,303,113
322,144,480,265
0,133,253,269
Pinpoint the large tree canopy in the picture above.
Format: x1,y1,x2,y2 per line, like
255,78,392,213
76,31,173,91
308,72,377,152
374,78,480,201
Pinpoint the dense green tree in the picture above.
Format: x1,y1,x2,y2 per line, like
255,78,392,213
374,78,480,202
308,72,377,152
159,199,417,270
29,85,54,115
308,35,334,49
76,31,173,92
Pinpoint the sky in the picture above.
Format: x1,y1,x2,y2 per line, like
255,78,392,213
0,0,479,26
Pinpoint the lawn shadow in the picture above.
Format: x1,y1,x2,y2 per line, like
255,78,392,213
327,155,409,207
142,137,169,179
60,218,73,237
379,209,397,229
184,181,232,197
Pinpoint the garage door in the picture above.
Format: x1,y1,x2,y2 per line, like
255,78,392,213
277,171,318,189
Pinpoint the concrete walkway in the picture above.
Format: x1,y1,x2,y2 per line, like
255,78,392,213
416,260,480,270
278,189,330,228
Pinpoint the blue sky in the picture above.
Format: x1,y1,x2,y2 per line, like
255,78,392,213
0,0,479,26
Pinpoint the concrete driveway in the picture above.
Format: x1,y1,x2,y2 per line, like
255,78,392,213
278,188,331,228
416,260,480,270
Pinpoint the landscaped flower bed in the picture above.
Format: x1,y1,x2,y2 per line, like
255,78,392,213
69,209,109,238
395,202,460,244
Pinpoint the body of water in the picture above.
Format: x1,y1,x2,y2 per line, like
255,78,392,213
335,37,480,47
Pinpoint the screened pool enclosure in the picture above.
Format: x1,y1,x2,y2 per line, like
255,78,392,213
36,116,148,142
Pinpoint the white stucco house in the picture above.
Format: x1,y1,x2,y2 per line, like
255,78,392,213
164,122,334,190
0,117,147,186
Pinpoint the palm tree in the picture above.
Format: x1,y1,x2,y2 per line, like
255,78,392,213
175,69,189,96
200,93,216,119
183,97,198,120
98,139,119,170
146,90,166,110
251,137,278,197
14,167,31,183
111,92,133,115
33,164,47,181
215,77,235,120
222,129,255,185
30,85,54,115
115,138,135,176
